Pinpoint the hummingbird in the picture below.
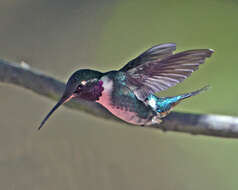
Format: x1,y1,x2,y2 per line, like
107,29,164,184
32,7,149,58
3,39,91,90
38,43,213,130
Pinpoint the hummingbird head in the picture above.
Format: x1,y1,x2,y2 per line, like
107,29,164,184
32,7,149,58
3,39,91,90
38,69,103,130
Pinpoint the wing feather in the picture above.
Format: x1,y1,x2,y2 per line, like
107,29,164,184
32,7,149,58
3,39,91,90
120,43,176,72
124,48,214,100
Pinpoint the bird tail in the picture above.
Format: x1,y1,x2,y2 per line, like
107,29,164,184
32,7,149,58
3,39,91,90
146,85,210,115
178,85,210,100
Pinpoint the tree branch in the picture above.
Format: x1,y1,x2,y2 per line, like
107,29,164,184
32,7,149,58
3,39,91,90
1,59,238,138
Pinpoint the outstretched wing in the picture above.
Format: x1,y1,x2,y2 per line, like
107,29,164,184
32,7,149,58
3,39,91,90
120,43,176,72
123,48,214,100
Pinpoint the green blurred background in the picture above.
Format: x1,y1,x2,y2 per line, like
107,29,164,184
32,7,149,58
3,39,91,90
0,0,238,189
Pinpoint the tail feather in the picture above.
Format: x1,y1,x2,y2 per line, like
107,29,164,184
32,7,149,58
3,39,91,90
179,85,210,100
146,85,210,114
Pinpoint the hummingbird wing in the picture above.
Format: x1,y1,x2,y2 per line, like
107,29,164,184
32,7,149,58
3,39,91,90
122,49,214,100
120,43,176,72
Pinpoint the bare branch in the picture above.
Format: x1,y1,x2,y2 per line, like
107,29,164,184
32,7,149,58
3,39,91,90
1,59,238,138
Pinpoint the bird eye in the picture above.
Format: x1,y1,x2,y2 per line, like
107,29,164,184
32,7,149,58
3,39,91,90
81,80,87,86
74,81,87,93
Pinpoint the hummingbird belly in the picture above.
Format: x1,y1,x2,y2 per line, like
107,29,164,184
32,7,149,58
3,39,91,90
96,89,148,125
96,76,153,125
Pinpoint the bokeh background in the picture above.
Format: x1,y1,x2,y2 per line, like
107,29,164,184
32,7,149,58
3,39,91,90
0,0,238,189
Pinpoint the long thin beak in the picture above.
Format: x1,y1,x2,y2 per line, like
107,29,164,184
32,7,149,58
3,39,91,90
38,95,73,130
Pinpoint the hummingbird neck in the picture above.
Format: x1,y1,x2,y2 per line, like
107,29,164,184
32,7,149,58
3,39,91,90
96,76,113,105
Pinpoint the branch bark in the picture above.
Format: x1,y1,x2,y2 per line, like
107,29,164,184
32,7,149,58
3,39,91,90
1,59,238,138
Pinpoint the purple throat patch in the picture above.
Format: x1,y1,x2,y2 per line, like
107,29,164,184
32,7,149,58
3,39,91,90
79,80,104,101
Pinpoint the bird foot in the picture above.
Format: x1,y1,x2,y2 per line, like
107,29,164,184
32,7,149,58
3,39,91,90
145,117,168,132
145,116,162,126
